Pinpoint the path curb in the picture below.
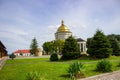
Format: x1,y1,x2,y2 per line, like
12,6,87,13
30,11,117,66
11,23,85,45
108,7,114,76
78,70,120,80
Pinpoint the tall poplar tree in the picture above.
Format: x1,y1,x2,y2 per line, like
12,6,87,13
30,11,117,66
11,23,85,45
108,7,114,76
30,38,38,55
87,30,112,59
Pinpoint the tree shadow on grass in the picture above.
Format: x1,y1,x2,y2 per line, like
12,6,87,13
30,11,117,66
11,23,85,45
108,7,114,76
59,74,69,78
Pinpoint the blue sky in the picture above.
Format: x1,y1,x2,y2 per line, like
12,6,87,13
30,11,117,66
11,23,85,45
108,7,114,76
0,0,120,54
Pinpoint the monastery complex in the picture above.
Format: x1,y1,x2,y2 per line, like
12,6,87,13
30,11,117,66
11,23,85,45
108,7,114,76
11,20,87,56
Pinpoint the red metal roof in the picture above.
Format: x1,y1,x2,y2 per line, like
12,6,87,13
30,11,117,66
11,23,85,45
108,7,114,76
14,49,30,54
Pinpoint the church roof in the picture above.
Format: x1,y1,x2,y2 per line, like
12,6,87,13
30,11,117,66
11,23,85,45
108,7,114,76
77,38,85,42
57,20,71,32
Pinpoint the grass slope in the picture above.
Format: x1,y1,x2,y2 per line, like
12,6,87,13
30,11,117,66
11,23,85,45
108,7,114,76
0,56,120,80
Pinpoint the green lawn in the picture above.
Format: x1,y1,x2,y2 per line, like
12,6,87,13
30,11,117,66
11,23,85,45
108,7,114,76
0,56,120,80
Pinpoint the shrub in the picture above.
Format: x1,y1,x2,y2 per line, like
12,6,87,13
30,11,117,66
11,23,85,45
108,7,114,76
50,53,58,61
117,62,120,67
61,52,80,60
26,71,45,80
9,53,16,60
96,59,112,72
68,61,84,80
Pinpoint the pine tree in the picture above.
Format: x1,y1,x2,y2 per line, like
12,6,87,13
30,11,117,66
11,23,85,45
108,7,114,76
107,34,120,56
61,36,80,60
87,30,112,59
30,38,38,55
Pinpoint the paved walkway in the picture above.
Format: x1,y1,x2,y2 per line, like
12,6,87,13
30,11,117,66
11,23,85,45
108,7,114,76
79,70,120,80
8,55,50,59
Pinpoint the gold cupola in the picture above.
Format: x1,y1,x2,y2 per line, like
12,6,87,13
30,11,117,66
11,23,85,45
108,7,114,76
55,20,72,40
57,20,70,32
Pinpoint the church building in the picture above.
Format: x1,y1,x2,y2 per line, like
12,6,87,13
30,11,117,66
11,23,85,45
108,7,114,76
55,20,86,53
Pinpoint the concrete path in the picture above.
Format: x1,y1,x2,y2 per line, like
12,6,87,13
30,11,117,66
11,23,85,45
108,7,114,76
8,55,50,59
79,70,120,80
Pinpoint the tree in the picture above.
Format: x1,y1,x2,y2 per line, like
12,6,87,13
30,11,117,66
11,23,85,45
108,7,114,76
42,41,53,54
86,38,93,48
87,30,112,59
30,38,38,55
9,53,16,60
61,36,80,60
114,34,120,41
57,40,65,54
52,40,65,54
107,34,120,56
42,40,64,54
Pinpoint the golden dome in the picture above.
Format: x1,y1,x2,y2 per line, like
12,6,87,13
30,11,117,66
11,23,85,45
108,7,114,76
57,20,70,32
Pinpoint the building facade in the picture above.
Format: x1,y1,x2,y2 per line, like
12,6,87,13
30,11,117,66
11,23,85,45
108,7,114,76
0,41,7,59
55,20,87,52
14,49,30,56
77,38,87,53
14,48,43,56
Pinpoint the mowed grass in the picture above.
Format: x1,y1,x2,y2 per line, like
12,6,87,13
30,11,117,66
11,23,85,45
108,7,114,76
0,56,120,80
0,58,70,80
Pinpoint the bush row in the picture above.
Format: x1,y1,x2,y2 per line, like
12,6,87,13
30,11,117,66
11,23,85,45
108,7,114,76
67,59,120,80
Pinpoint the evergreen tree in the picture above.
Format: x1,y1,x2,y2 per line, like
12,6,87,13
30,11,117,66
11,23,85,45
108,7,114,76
30,38,38,55
61,36,80,60
87,30,112,59
86,38,93,48
115,35,120,41
107,34,120,56
9,53,16,60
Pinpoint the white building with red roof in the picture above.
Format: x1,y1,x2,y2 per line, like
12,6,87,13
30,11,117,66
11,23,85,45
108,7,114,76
14,49,30,56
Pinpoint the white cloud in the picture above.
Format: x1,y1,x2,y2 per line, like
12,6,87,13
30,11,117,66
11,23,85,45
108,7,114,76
47,25,58,31
0,26,31,53
0,26,28,36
